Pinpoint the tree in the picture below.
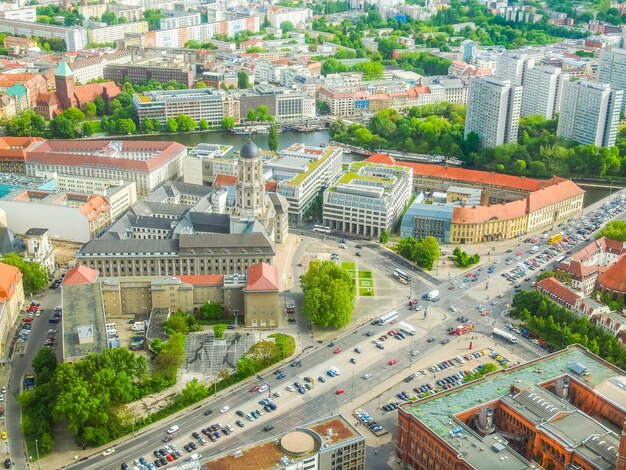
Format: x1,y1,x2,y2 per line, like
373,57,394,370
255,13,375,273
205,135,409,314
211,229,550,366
221,117,235,129
247,110,257,122
2,253,48,293
83,102,96,119
396,236,440,270
256,106,272,122
166,117,178,132
199,119,209,130
537,271,573,285
280,20,294,32
61,107,85,124
176,114,197,132
116,118,136,135
101,11,118,25
451,247,480,267
237,71,250,89
82,122,94,137
93,96,106,116
201,302,223,322
379,229,389,244
155,332,186,380
50,115,75,138
193,81,207,89
301,260,355,328
268,123,279,152
212,324,227,339
597,220,626,242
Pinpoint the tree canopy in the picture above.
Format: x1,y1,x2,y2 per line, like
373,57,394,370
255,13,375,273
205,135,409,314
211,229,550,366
396,236,440,270
597,220,626,242
300,260,355,328
1,252,48,293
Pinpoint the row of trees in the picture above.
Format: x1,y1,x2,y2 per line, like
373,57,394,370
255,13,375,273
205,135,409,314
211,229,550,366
451,247,480,267
236,336,294,376
511,291,626,370
596,220,626,242
395,235,441,270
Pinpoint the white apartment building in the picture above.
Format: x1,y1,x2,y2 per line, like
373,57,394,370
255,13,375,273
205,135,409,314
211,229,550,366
160,10,201,30
87,21,149,44
268,8,311,29
597,47,626,112
0,19,87,51
521,66,567,119
464,77,522,149
72,50,132,85
0,7,36,23
323,162,412,238
270,144,343,223
495,52,531,86
133,89,226,129
557,79,623,148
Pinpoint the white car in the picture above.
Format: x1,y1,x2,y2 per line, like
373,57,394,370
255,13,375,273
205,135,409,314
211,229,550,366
273,391,282,397
258,385,268,393
286,385,294,392
362,373,372,379
167,425,179,434
220,406,230,413
411,350,419,356
102,448,115,457
449,306,457,312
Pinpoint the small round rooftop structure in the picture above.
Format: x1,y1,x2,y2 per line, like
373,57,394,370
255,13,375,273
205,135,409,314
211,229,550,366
240,140,260,159
280,431,316,456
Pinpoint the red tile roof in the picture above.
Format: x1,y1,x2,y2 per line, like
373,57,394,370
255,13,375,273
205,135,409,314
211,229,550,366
536,277,582,306
78,195,110,221
73,81,120,104
526,180,585,212
245,262,278,292
176,274,224,286
213,174,237,187
62,265,98,285
265,181,278,192
597,256,626,294
0,262,21,302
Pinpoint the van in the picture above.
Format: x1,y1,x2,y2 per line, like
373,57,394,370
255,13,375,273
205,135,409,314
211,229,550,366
530,246,539,253
189,453,201,461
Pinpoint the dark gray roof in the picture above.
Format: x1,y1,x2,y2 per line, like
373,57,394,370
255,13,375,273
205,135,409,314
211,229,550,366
78,239,179,256
25,228,48,236
178,233,274,255
131,201,189,217
0,226,24,255
240,140,260,159
188,212,230,233
268,192,289,214
132,215,174,230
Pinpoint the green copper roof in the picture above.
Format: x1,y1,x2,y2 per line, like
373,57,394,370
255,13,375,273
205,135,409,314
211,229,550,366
55,60,73,78
5,84,26,98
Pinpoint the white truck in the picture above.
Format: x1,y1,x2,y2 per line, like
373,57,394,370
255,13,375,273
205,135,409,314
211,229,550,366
530,245,540,253
493,328,518,343
398,322,416,336
425,289,440,301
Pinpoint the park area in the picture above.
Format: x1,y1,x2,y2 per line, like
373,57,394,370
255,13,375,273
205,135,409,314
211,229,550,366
341,262,375,296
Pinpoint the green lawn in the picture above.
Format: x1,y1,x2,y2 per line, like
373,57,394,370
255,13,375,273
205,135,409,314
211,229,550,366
359,287,375,296
358,270,373,279
342,262,356,270
359,279,373,288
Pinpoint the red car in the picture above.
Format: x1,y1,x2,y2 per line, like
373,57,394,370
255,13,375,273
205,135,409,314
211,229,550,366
387,330,396,336
448,330,456,335
23,317,32,323
336,389,344,395
465,273,473,277
516,252,522,256
249,385,260,393
388,359,397,365
333,347,342,354
165,454,174,462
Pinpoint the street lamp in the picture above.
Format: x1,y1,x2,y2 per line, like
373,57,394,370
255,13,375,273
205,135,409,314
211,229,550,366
35,438,41,470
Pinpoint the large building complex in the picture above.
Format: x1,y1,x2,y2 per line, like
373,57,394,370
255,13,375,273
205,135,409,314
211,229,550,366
132,89,232,129
557,79,623,148
87,21,148,44
270,144,343,223
597,47,626,112
239,85,315,122
368,154,585,244
0,138,187,197
0,19,87,51
205,414,365,470
323,161,412,238
104,57,195,88
520,66,567,119
464,77,522,148
396,344,626,470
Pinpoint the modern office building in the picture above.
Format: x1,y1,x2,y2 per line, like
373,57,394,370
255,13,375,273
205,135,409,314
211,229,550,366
239,84,315,122
323,161,412,238
494,52,530,86
597,47,626,112
460,39,476,64
557,79,623,147
269,144,343,223
104,58,195,88
132,89,228,129
400,199,452,243
396,344,626,470
0,137,186,197
0,19,87,51
520,66,567,119
205,414,365,470
464,77,522,148
183,144,235,186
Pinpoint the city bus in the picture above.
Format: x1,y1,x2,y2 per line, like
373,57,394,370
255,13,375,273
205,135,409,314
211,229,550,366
548,233,563,245
394,268,412,283
378,311,399,325
312,225,332,234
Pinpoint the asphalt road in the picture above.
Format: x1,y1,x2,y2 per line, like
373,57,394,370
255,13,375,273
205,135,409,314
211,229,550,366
70,190,626,470
6,287,61,468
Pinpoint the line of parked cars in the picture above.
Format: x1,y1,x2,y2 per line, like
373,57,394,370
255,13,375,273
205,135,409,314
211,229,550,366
354,409,384,433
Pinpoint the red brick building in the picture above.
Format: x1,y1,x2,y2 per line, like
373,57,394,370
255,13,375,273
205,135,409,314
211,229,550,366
396,345,626,470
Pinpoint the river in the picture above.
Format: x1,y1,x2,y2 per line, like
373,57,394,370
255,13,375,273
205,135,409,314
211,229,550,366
123,130,619,206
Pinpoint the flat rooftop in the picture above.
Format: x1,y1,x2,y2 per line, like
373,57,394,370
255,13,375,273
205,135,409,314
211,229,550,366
401,345,625,470
61,283,108,361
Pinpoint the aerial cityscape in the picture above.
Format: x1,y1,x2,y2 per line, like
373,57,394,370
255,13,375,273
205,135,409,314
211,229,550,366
0,0,624,469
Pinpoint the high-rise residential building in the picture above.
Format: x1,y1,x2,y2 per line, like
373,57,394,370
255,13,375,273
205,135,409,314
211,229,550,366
521,66,568,119
494,52,530,86
598,47,626,112
557,79,623,148
0,19,87,51
464,77,522,149
460,39,476,64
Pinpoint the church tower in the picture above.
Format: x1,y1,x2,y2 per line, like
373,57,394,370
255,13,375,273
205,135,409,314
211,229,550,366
55,60,76,109
236,140,266,218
